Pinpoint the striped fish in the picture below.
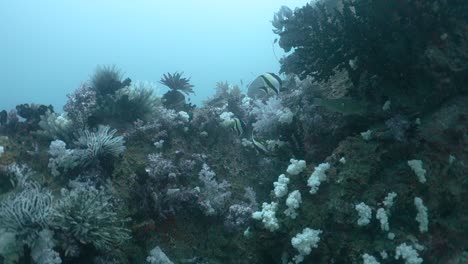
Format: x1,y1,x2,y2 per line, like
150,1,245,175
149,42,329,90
251,133,269,155
231,117,246,137
259,72,282,95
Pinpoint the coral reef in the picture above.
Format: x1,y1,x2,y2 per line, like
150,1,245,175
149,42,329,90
83,65,160,126
37,110,74,142
159,72,194,95
91,65,129,97
0,183,54,237
52,182,131,251
75,125,125,164
275,0,468,113
63,83,97,130
0,1,467,263
15,104,53,126
197,163,231,216
159,72,195,111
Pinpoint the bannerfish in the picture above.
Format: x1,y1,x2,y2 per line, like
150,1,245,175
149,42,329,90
231,117,246,137
258,72,282,95
247,72,283,98
251,133,269,155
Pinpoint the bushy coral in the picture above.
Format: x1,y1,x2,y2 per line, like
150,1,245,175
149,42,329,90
76,125,125,165
224,187,258,230
47,126,124,178
0,183,54,236
48,140,82,177
30,229,62,264
15,103,53,125
272,6,293,34
146,153,176,181
251,97,293,135
0,179,60,263
277,1,466,83
63,83,97,129
204,81,243,109
114,81,160,122
2,163,34,190
124,105,189,140
275,0,468,111
198,163,231,216
38,110,74,142
160,72,195,111
52,182,131,251
91,65,129,96
224,204,254,230
159,72,194,95
136,153,203,218
86,65,163,125
0,1,465,263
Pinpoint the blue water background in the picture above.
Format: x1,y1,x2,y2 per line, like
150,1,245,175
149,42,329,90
0,0,310,111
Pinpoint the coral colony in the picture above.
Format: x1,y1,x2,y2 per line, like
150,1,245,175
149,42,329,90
1,0,467,263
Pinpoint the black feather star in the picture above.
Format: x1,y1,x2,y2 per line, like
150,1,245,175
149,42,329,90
159,72,194,95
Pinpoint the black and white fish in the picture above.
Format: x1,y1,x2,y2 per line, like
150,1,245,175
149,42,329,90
231,117,246,137
247,72,282,98
251,133,269,155
258,72,282,95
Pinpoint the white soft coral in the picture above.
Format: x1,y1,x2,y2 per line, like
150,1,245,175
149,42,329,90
307,163,330,194
273,174,290,198
251,97,293,134
395,243,423,264
291,228,322,263
287,159,306,175
252,202,279,232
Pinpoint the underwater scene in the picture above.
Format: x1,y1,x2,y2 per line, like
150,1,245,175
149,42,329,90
0,0,467,263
